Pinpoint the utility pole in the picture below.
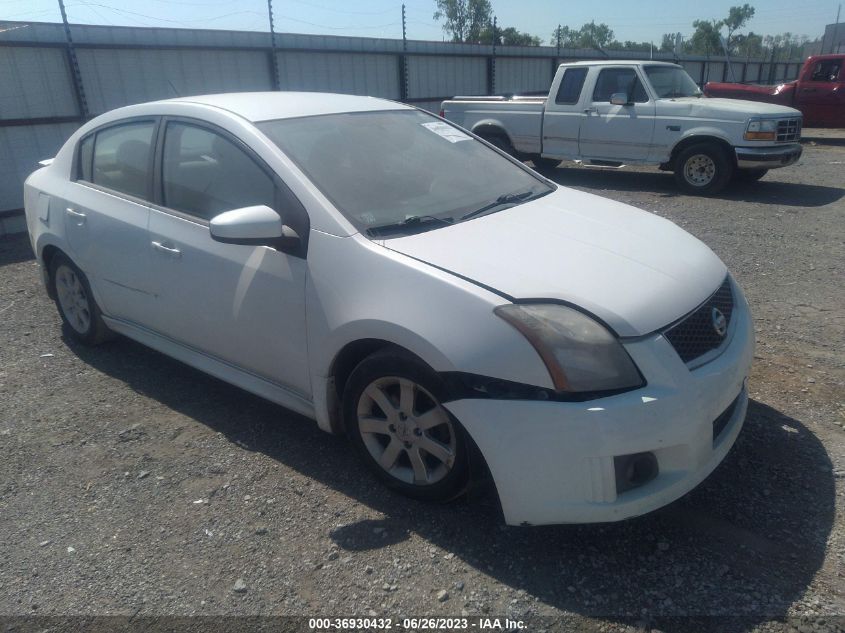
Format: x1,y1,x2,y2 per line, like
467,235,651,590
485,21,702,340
556,23,561,57
57,0,88,119
491,16,496,95
267,0,280,90
400,4,408,102
831,4,842,54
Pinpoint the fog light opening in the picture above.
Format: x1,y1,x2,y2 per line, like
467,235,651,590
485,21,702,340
614,452,659,495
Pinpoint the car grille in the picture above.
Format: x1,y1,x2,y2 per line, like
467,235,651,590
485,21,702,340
777,118,801,142
663,277,734,365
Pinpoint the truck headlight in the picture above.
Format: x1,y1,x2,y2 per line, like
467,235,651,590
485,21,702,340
744,119,777,141
494,304,644,393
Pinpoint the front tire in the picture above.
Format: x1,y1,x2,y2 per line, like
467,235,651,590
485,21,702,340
673,142,733,195
50,253,112,345
343,349,470,502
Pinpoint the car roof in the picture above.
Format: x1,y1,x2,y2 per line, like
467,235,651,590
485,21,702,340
150,91,411,122
560,60,679,68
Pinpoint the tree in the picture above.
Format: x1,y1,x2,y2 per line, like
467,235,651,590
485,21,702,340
723,4,755,53
483,26,541,46
550,25,576,48
433,0,493,43
688,19,723,54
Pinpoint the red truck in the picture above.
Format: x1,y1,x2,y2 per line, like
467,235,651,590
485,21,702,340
705,54,844,128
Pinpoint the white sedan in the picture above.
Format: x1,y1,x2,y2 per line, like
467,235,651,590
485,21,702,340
24,92,754,525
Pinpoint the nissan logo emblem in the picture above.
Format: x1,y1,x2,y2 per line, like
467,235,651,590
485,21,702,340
711,307,727,338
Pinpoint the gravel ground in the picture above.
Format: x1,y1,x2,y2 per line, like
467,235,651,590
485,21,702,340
1,139,843,633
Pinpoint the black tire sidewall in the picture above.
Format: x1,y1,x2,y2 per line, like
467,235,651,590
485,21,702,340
482,134,515,156
674,143,733,195
50,254,108,345
343,349,470,502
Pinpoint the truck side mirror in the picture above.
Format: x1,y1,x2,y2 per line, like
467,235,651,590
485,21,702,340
610,93,630,106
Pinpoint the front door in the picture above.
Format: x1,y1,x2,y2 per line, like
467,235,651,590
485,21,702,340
578,66,656,162
146,120,310,396
797,57,843,127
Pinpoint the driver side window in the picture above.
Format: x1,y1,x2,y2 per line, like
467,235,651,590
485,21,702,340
161,122,275,221
592,68,648,103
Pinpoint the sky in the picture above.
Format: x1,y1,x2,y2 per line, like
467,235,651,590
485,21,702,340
1,0,841,45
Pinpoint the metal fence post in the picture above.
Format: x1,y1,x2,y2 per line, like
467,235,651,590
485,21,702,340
399,4,409,102
267,0,281,90
57,0,88,119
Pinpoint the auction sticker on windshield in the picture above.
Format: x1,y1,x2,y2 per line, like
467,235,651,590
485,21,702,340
421,121,471,143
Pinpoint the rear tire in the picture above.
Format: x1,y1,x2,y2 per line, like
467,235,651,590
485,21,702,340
733,168,768,183
343,348,470,502
50,253,113,345
673,142,733,195
479,133,516,157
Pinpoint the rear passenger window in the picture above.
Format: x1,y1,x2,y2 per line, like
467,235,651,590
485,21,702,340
592,68,649,103
92,122,155,199
555,67,588,105
77,135,93,182
162,123,275,221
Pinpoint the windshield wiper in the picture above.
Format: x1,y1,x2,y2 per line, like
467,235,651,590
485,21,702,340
459,189,547,222
366,215,454,237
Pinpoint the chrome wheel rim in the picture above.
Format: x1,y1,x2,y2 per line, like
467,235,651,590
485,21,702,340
55,264,91,334
683,154,716,187
357,376,456,486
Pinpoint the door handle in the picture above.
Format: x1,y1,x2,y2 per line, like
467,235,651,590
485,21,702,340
151,241,182,257
66,208,86,224
584,107,597,114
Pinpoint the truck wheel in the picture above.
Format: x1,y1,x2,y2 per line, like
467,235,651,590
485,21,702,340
734,168,768,183
480,133,516,157
673,143,733,195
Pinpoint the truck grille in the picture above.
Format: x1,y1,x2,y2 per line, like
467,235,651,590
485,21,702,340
663,278,735,365
777,118,801,142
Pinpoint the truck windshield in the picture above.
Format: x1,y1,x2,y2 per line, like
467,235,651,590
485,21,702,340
257,110,553,236
644,66,702,98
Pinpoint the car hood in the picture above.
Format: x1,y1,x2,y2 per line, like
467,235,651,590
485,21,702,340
658,96,802,120
381,187,727,337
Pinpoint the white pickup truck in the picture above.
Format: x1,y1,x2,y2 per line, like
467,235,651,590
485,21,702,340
441,60,803,194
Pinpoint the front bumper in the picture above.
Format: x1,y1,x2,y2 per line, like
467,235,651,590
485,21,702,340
445,289,755,525
735,143,802,169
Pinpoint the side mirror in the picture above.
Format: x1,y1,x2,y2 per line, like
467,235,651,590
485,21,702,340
210,204,300,251
610,92,630,106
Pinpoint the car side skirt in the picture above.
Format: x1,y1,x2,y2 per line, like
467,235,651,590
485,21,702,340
102,316,317,421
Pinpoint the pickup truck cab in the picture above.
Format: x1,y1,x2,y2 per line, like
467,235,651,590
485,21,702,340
705,54,844,128
442,60,803,195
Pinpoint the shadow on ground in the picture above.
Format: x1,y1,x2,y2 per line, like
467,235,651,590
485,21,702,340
540,165,845,207
63,330,836,633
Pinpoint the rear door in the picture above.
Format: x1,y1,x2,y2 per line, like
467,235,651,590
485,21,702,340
146,118,310,396
540,66,589,159
578,66,656,162
63,118,157,322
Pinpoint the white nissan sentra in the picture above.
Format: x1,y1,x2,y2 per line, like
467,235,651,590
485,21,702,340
24,92,754,525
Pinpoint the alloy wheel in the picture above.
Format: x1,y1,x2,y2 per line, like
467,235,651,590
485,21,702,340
55,264,92,334
356,376,457,486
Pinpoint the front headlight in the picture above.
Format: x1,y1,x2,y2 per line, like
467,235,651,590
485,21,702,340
744,119,777,141
494,304,644,393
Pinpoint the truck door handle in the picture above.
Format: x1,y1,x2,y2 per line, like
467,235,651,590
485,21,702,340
151,241,181,257
584,107,597,114
66,208,86,224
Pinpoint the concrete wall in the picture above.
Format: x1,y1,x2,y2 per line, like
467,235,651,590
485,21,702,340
0,20,805,225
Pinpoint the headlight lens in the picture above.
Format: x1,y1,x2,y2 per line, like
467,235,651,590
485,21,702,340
744,119,777,141
494,304,644,393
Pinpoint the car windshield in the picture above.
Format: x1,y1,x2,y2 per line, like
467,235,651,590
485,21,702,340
644,66,702,98
257,109,553,237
